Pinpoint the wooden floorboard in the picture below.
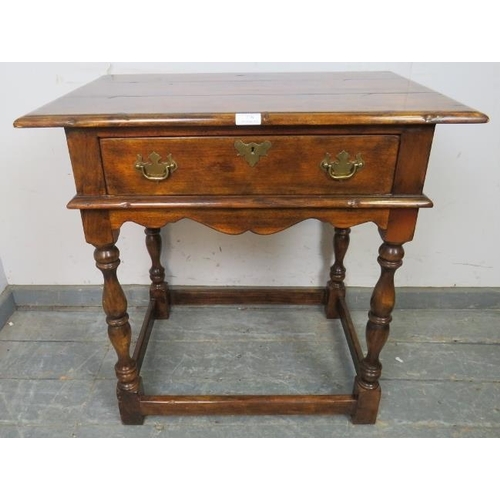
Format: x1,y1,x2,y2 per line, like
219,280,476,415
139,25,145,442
0,306,499,436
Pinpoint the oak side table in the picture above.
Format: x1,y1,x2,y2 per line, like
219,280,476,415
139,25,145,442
15,72,488,424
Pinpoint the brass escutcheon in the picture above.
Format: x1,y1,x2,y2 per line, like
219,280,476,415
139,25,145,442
134,152,178,181
234,140,272,167
320,150,365,181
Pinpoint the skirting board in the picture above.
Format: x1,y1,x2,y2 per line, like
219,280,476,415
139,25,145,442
0,288,16,330
6,285,500,311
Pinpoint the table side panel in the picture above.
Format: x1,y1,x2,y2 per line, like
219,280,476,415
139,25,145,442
392,126,435,195
381,125,436,244
65,129,107,196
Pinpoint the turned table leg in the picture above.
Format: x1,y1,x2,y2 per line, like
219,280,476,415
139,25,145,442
352,241,405,424
145,227,170,319
325,227,351,319
94,244,144,425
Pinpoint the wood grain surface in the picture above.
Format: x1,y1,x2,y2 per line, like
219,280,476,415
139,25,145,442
14,72,488,128
100,135,399,195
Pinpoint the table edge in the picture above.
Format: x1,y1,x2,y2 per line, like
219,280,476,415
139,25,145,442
13,110,489,129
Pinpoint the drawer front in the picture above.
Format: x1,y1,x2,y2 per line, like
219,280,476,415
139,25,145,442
100,135,399,196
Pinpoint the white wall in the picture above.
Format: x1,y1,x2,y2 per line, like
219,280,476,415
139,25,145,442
1,62,498,287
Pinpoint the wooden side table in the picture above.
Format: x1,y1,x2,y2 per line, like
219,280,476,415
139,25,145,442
15,72,488,424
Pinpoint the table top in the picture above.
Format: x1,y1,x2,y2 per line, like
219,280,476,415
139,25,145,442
14,71,488,128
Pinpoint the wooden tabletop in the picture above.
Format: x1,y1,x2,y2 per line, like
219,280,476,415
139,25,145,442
14,71,488,128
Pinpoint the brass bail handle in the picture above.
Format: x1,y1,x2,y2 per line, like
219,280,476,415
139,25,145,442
320,150,365,180
135,151,178,181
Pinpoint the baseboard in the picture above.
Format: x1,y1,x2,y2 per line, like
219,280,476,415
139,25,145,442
0,287,16,329
8,285,500,310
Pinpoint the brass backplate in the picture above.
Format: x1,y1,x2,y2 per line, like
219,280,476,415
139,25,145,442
320,151,364,180
135,151,178,181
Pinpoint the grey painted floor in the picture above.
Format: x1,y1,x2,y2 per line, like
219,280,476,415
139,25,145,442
0,305,499,437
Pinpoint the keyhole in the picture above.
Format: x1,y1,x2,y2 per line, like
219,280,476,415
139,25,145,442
251,146,255,154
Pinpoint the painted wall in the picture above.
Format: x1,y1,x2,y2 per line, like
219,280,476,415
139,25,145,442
1,62,498,287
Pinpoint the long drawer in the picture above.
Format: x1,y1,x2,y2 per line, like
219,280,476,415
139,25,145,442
100,135,400,196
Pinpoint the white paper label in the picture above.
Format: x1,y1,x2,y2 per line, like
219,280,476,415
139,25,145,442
235,113,262,126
